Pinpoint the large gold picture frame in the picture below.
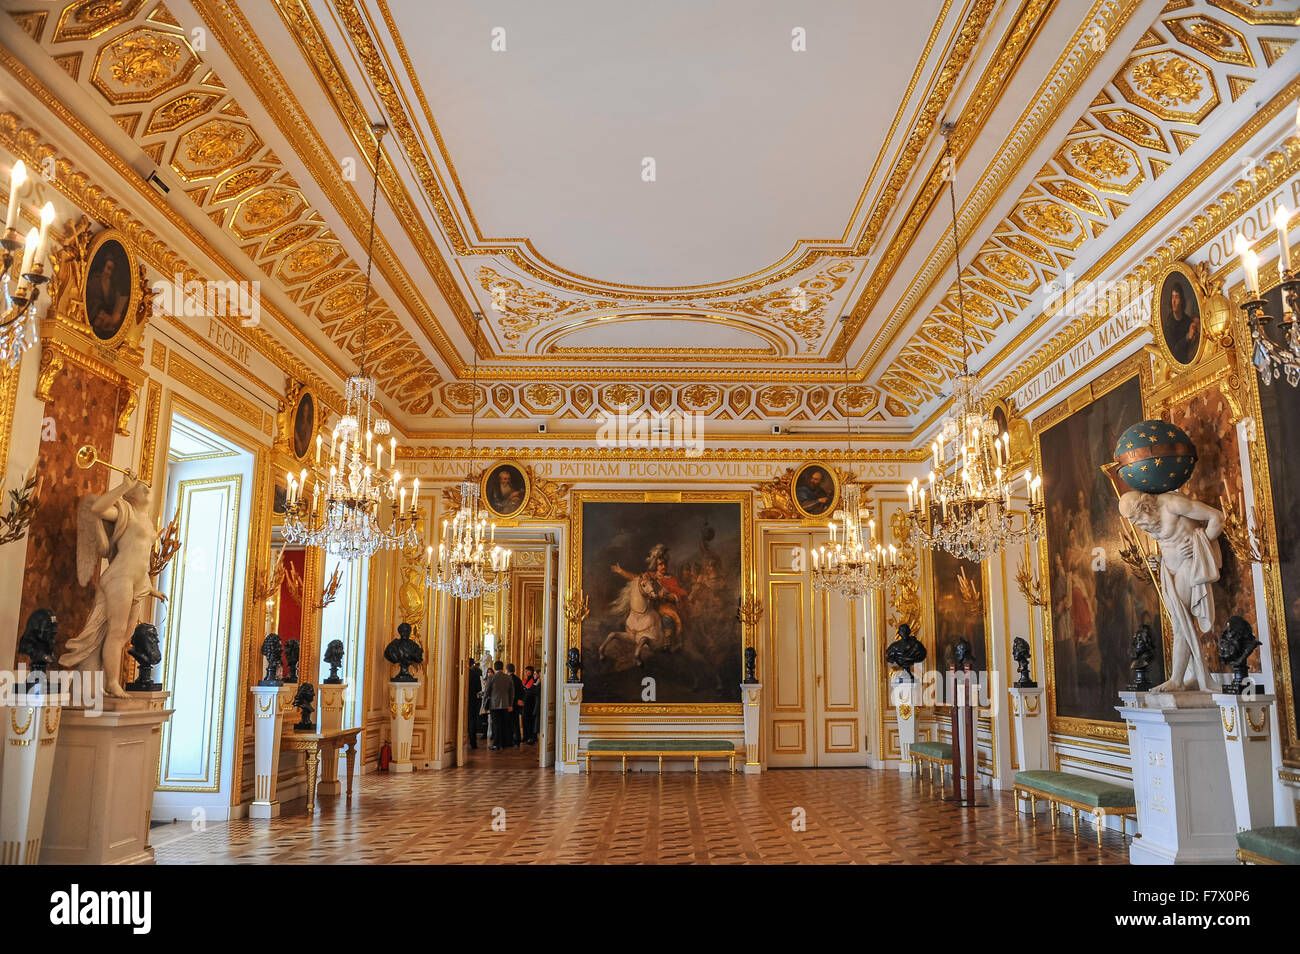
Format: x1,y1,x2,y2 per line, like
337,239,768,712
1229,266,1299,767
1033,354,1159,744
570,490,753,715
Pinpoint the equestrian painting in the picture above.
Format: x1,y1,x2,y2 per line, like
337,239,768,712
578,498,744,704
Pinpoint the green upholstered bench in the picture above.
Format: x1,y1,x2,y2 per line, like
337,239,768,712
584,738,736,774
909,741,953,784
1236,826,1300,865
1013,770,1136,847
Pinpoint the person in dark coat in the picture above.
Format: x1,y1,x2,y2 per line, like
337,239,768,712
506,663,525,748
466,659,482,749
522,665,541,745
486,660,513,750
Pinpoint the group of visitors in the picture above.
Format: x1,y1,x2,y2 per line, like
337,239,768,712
467,658,541,750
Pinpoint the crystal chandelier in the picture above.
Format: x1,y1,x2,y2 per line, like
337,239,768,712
2,161,54,369
811,333,905,596
282,125,420,561
425,313,512,600
1236,204,1298,387
905,123,1045,562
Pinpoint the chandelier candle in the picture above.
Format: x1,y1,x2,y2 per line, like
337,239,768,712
1238,211,1300,387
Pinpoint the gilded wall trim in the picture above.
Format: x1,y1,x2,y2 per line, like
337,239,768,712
166,349,264,434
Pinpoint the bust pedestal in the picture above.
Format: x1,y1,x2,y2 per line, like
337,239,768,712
562,682,582,774
41,692,172,865
317,683,347,794
388,679,420,773
249,685,287,818
1008,686,1047,791
1212,692,1275,832
742,682,761,774
1,697,62,864
890,675,919,773
1118,693,1237,864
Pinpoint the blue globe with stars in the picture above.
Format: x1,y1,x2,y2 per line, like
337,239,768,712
1114,420,1197,494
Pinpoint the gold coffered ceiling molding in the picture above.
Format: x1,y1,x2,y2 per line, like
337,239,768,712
7,0,1297,436
14,0,446,418
876,0,1296,414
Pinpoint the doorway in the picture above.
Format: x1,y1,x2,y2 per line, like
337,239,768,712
762,530,873,767
150,410,256,821
454,530,560,770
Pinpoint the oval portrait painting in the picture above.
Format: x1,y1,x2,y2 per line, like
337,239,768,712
1158,267,1202,367
84,233,136,343
482,462,529,518
792,463,838,518
292,390,315,461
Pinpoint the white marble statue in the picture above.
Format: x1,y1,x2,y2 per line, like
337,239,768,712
60,478,167,697
1118,489,1223,693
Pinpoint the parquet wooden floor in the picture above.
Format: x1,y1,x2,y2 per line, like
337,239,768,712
151,767,1131,864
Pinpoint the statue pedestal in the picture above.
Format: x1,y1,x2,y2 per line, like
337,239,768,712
388,679,419,773
562,682,582,774
1119,694,1237,864
1212,692,1276,832
249,686,287,819
1,698,62,864
1009,687,1047,797
317,683,347,795
742,682,761,774
890,675,919,772
41,692,172,865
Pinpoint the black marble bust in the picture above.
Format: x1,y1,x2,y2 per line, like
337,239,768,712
1218,615,1262,695
126,622,163,691
1011,636,1036,688
566,647,582,682
282,638,300,684
18,608,57,693
743,646,758,684
884,623,926,682
384,623,423,682
1127,624,1155,692
323,639,345,684
291,682,316,731
259,633,283,687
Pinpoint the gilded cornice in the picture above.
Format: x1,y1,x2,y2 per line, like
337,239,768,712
878,1,1296,411
990,80,1300,409
860,0,1141,375
395,445,926,463
8,2,441,417
0,96,345,415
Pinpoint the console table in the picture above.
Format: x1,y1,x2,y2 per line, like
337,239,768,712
281,726,362,813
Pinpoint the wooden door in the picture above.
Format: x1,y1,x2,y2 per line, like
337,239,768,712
764,531,870,767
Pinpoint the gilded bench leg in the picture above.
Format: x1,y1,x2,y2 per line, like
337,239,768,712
1121,815,1127,839
1096,812,1104,848
1050,801,1058,829
621,755,627,774
694,756,699,774
730,755,735,773
1071,807,1079,838
1030,794,1038,818
658,755,663,774
584,755,590,774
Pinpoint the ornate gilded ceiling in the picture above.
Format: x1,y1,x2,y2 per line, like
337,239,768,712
3,0,1297,434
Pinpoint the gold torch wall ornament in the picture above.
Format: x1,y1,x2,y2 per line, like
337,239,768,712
563,590,589,651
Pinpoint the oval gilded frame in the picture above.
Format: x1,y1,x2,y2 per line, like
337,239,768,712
790,461,839,520
290,387,317,462
481,460,531,519
82,228,140,349
1151,261,1206,369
